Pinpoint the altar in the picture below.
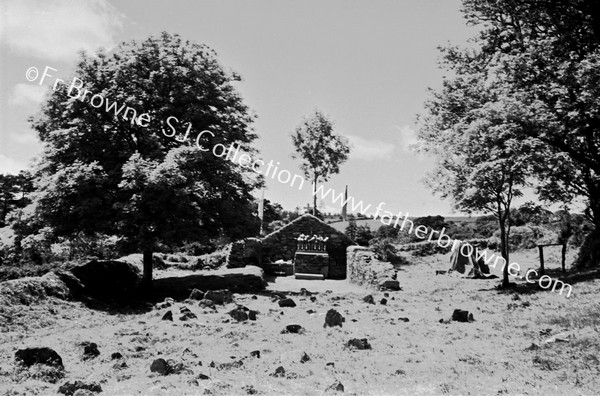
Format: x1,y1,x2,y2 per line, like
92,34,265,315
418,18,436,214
294,234,329,279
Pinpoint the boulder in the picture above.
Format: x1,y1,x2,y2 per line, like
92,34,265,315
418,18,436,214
82,342,99,360
325,380,345,393
380,298,388,305
250,350,260,358
228,307,249,322
198,299,216,309
57,381,102,396
362,295,375,304
282,324,304,334
15,347,63,369
150,358,170,375
70,260,140,298
162,310,173,321
451,309,473,322
347,338,371,350
379,280,400,291
248,310,258,321
272,366,285,377
189,288,204,300
278,298,296,308
204,289,233,305
324,309,344,328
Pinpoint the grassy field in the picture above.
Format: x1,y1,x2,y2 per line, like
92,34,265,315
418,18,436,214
0,248,598,395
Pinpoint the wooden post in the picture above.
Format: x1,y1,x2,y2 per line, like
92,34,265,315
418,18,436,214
561,243,566,273
538,245,545,276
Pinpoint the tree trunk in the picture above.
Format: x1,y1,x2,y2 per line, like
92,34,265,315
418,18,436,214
312,175,318,216
142,249,153,291
499,217,510,288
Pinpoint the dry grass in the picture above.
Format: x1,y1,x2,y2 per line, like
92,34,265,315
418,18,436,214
0,249,599,395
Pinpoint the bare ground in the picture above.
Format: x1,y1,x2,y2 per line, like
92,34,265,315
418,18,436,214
1,247,599,395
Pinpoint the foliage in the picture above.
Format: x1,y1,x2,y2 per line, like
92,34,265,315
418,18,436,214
0,171,34,227
24,32,261,286
345,218,358,241
458,0,600,267
355,224,374,246
291,109,351,215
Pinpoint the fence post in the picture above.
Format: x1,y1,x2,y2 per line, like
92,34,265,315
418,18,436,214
538,245,545,276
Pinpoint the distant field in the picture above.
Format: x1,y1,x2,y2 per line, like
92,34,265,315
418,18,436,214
328,215,479,232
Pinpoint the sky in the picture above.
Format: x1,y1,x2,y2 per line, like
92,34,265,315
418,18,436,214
0,0,486,217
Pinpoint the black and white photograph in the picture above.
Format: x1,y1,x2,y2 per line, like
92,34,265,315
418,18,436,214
0,1,599,394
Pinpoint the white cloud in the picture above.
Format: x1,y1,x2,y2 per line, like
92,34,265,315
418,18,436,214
9,83,47,106
0,154,27,175
395,124,419,152
346,134,395,161
9,129,39,145
0,0,125,62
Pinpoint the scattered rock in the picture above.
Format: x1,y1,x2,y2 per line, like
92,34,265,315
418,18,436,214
198,373,210,380
228,307,249,322
380,298,387,305
251,295,258,300
300,352,311,363
150,358,171,375
325,380,344,393
383,292,389,297
347,338,371,350
204,289,233,305
394,369,406,375
278,298,296,308
82,342,99,360
189,288,205,300
398,317,410,322
243,385,258,394
250,350,261,358
272,366,285,377
15,347,63,369
379,279,400,291
362,295,375,304
155,297,174,310
326,362,335,367
324,309,344,328
162,310,173,321
525,343,539,351
180,311,197,321
451,309,473,322
248,310,258,321
307,309,316,314
198,299,216,309
300,288,312,296
111,352,123,360
113,360,128,370
310,296,317,303
57,381,102,396
282,324,304,334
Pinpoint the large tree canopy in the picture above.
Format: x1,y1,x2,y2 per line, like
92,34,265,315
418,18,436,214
25,32,262,286
455,0,600,268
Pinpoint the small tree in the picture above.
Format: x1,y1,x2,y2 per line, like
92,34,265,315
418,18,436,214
418,69,541,287
345,218,358,241
291,110,351,215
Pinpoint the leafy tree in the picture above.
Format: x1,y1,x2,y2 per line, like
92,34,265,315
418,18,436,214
417,66,541,287
291,109,351,215
344,218,358,241
26,32,261,288
355,224,374,246
457,1,600,268
0,171,34,227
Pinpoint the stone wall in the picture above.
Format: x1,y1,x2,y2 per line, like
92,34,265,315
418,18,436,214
347,246,395,288
225,214,355,279
260,214,355,279
226,238,260,269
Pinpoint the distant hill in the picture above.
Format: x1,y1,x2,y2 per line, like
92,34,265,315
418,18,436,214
327,215,480,233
